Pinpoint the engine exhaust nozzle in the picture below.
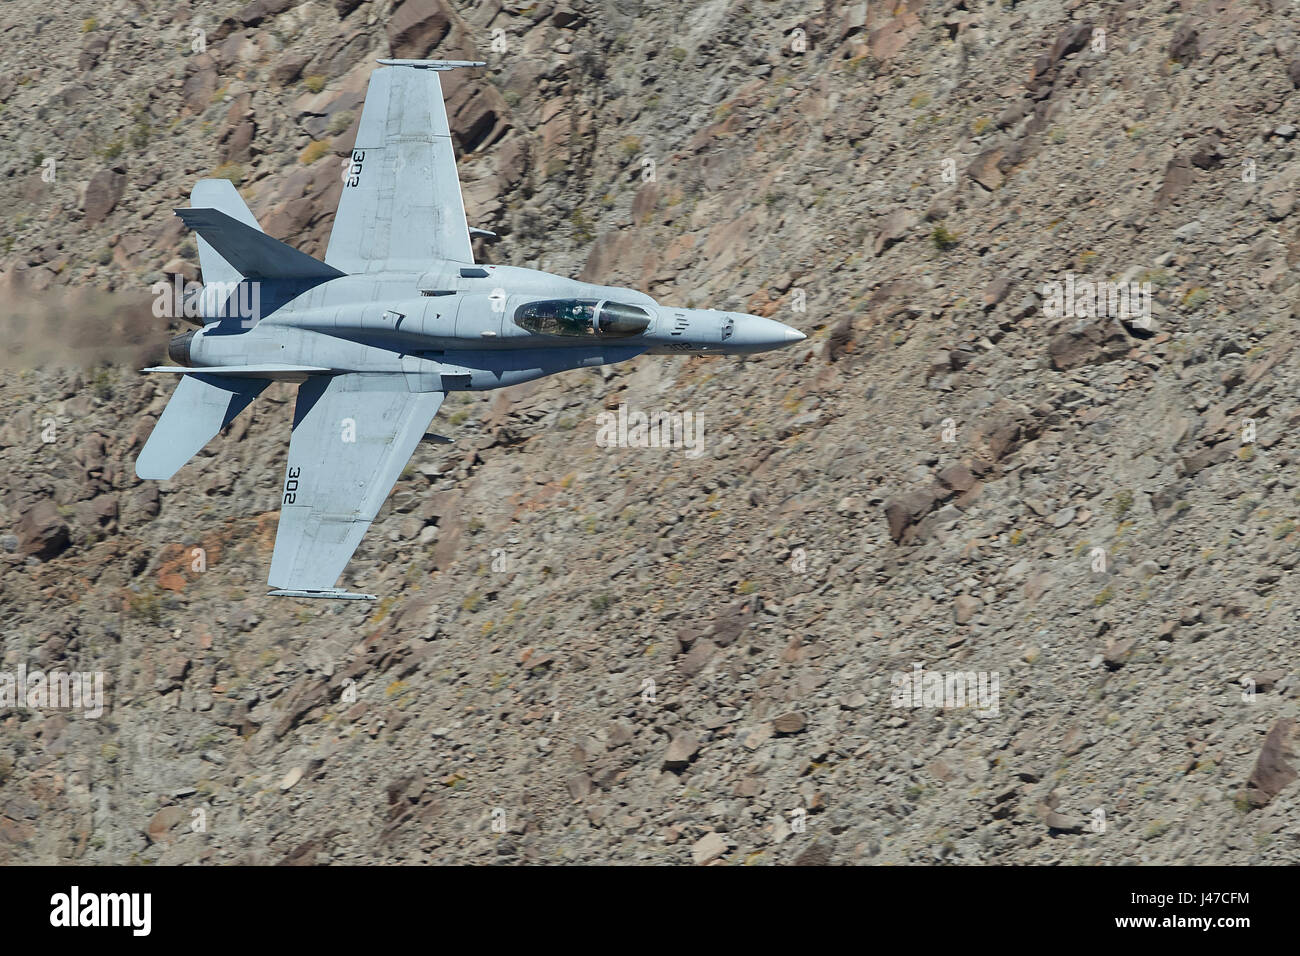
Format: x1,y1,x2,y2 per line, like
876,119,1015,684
167,330,196,366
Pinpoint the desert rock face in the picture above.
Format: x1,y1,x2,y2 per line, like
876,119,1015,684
1,0,1299,864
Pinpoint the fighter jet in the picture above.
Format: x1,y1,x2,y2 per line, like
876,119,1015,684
136,59,805,600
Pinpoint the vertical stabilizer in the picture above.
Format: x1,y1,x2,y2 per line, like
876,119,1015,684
190,179,262,288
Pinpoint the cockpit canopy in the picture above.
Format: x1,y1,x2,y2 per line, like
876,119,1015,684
514,299,651,338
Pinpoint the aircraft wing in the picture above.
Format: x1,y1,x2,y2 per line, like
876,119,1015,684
325,61,480,274
267,374,444,595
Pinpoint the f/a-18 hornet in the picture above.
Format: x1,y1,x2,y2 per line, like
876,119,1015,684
136,59,805,600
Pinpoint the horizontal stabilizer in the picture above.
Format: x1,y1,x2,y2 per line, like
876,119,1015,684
175,208,346,282
136,373,269,480
142,364,332,379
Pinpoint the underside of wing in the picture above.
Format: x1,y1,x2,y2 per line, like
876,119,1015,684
267,374,444,592
325,64,475,274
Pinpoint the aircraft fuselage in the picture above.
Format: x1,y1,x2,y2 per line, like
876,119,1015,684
172,264,806,391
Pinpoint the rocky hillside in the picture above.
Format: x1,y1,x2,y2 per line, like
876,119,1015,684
2,0,1300,864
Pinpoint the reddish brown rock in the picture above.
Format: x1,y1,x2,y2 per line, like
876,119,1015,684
235,0,296,27
772,712,807,735
269,51,311,86
1156,153,1193,209
1243,719,1297,809
631,183,659,226
181,54,217,114
83,167,125,225
793,841,833,865
885,486,939,543
387,0,453,60
938,463,975,493
1047,319,1130,370
1050,22,1093,63
868,8,920,62
983,276,1014,311
222,121,255,163
146,806,188,845
16,500,70,560
975,401,1040,462
1179,443,1232,477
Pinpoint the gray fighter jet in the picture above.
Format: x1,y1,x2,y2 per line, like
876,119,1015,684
136,60,805,600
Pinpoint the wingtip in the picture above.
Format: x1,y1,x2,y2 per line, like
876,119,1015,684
375,58,487,70
134,459,174,481
267,588,379,601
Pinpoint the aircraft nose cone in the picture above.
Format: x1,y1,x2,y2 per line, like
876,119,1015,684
727,314,806,352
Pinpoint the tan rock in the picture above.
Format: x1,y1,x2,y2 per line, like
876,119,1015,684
772,712,807,735
872,208,917,256
953,594,982,625
967,147,1005,191
692,831,728,865
662,732,700,771
146,806,187,845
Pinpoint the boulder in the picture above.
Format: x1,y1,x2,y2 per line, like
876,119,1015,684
1243,719,1297,808
83,167,125,225
387,0,453,60
16,500,70,560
